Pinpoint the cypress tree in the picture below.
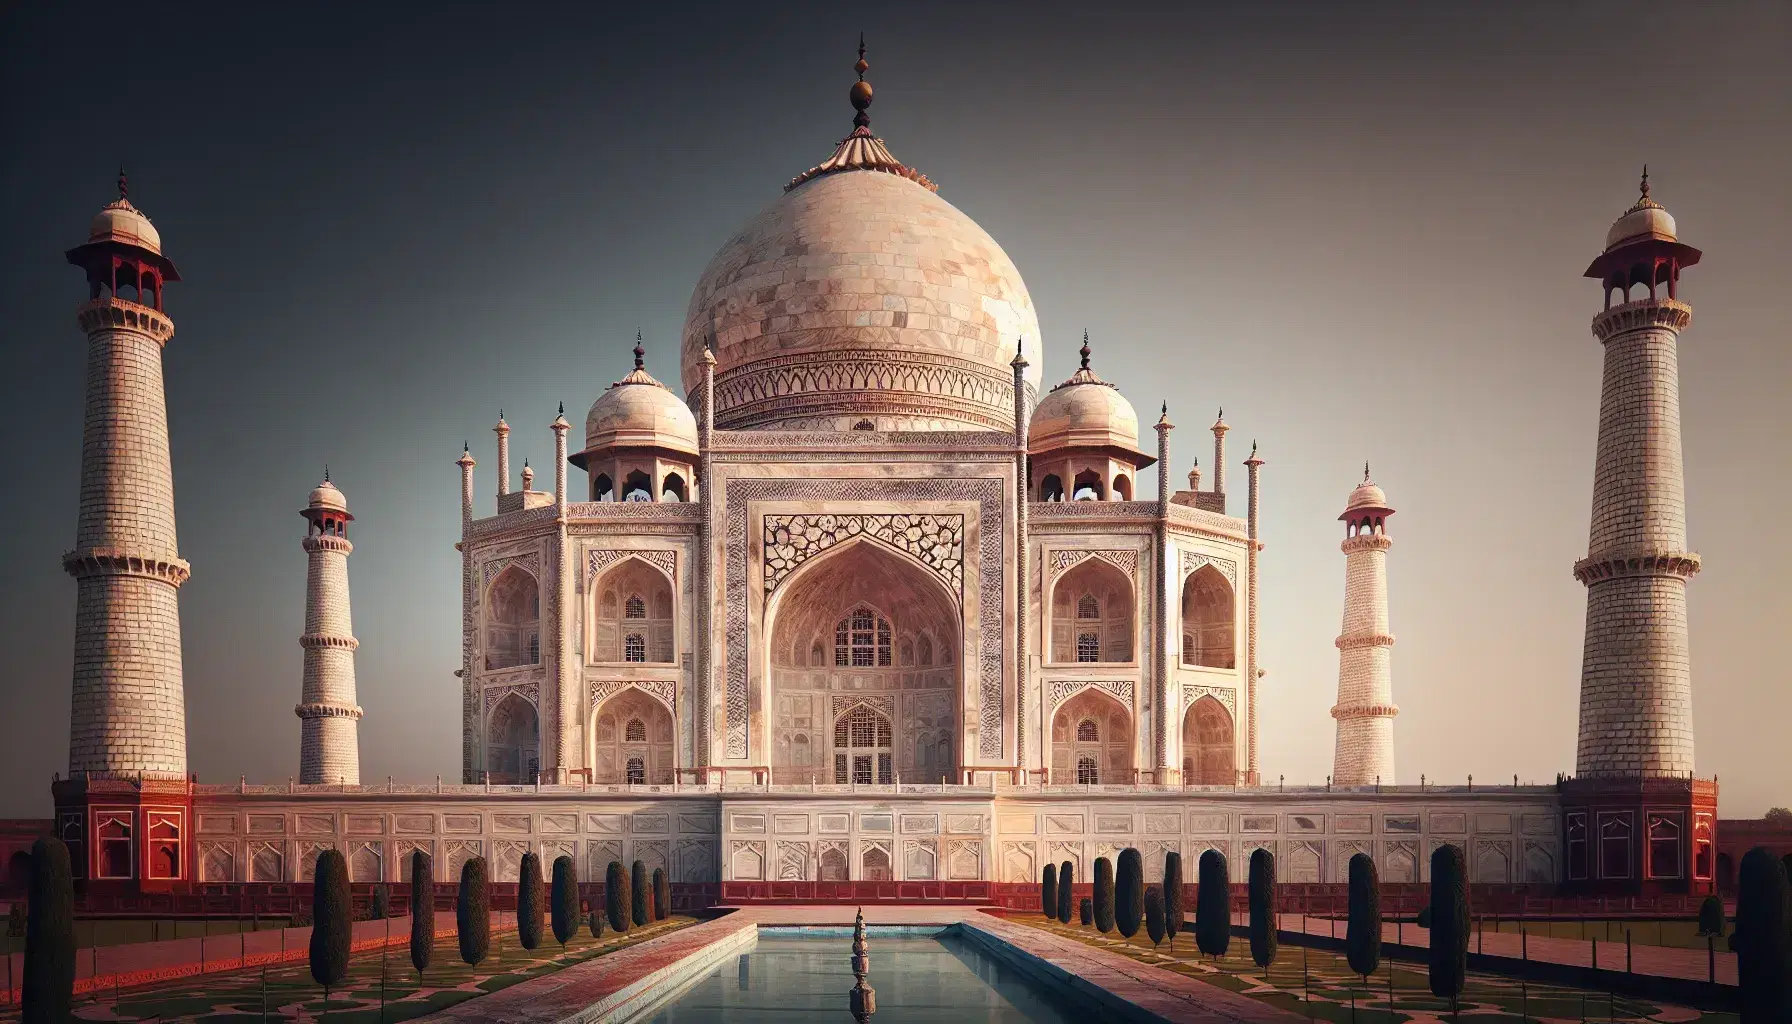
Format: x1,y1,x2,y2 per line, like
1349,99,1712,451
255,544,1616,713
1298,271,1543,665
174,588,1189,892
1116,848,1144,939
457,856,491,966
1346,852,1381,981
1735,846,1792,1023
1145,888,1166,948
1248,848,1277,969
1162,850,1184,944
1697,893,1724,937
1057,860,1074,924
653,867,670,921
605,861,629,933
517,852,544,950
551,856,579,948
1041,862,1058,920
1093,856,1116,933
408,851,433,983
309,849,352,1002
630,860,650,928
372,882,391,920
1427,844,1469,1008
1197,848,1231,959
1080,897,1093,926
20,837,73,1024
588,897,605,939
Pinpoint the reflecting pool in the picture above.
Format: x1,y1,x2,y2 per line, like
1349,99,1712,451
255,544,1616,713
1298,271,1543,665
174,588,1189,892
640,928,1092,1022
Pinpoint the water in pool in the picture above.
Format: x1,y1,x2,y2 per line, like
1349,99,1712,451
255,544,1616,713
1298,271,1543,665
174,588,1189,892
641,929,1091,1022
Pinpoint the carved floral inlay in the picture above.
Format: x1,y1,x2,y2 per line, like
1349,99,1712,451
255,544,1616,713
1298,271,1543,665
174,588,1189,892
1179,550,1238,588
587,549,677,587
1048,679,1135,712
1048,549,1138,583
1183,684,1236,717
762,513,963,596
590,679,675,714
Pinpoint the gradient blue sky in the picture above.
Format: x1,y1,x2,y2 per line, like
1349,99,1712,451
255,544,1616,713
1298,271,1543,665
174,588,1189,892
1,2,1787,816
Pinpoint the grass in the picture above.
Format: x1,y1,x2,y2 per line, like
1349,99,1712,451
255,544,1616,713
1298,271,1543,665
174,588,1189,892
0,914,695,1023
1013,916,1740,1023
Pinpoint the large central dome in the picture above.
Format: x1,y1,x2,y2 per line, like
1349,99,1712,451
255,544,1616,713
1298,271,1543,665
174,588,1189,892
680,49,1043,431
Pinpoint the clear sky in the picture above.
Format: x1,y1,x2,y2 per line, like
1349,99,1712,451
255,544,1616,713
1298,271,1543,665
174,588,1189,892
1,2,1786,817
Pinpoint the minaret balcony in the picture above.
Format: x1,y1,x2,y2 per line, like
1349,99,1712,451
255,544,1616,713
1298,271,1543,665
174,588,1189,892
301,534,353,554
76,296,173,342
299,633,360,651
1334,632,1395,651
1572,550,1701,586
62,547,190,586
294,702,363,720
1590,298,1691,341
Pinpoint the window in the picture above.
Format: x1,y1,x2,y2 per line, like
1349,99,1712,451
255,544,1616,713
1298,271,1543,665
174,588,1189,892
1077,632,1100,662
1647,814,1682,879
624,634,646,662
1077,756,1100,785
1077,593,1100,619
592,560,675,663
624,718,646,743
832,706,893,784
834,607,892,668
527,633,540,663
626,758,646,785
1599,813,1632,879
1181,565,1236,668
1076,719,1099,742
625,595,646,619
484,566,541,670
1566,812,1588,880
97,814,132,880
147,813,181,880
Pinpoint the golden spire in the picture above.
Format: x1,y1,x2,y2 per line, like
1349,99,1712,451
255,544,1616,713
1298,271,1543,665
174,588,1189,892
786,37,936,193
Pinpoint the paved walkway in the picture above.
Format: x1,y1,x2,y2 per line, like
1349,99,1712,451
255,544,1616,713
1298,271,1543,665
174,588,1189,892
1267,913,1737,987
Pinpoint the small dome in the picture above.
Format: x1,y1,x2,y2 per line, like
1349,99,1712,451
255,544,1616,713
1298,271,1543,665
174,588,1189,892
583,357,698,458
308,478,348,513
1028,343,1142,456
1603,169,1677,252
1341,466,1393,519
89,198,163,255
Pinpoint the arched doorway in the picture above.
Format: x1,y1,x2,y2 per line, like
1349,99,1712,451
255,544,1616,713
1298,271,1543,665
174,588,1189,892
765,540,959,785
590,558,675,664
1050,688,1134,785
484,566,540,670
7,850,30,895
486,693,540,783
1182,695,1235,784
1180,565,1235,668
591,688,675,784
1049,558,1134,664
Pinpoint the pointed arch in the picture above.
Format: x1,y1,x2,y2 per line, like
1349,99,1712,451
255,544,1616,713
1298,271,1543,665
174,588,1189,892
591,555,675,664
486,692,539,784
484,566,540,671
1050,686,1134,785
1181,694,1235,785
590,685,674,785
1049,557,1134,664
1180,564,1235,669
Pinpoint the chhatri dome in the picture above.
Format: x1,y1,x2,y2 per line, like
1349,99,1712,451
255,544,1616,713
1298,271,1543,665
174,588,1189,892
1028,332,1146,459
1603,167,1678,252
1341,463,1392,519
575,336,699,464
306,472,350,515
680,39,1043,432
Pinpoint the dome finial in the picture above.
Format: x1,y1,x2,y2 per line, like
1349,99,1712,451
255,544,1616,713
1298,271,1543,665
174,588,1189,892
850,34,873,130
1364,461,1371,482
1079,330,1091,370
323,464,330,483
116,164,128,201
634,329,645,371
1640,164,1650,201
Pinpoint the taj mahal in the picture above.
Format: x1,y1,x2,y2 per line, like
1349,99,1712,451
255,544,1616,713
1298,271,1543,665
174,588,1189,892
42,45,1716,906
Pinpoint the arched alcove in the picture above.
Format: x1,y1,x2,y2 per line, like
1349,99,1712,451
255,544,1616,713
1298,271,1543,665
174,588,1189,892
1050,688,1134,785
486,693,540,783
591,688,674,784
1049,558,1134,664
1039,474,1064,502
591,558,675,663
1180,565,1235,669
765,539,959,784
1072,469,1105,501
484,566,540,671
1181,695,1235,785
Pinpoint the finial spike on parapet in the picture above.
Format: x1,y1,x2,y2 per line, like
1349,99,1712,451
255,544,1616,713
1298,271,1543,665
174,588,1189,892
116,165,129,201
558,401,565,415
323,464,330,483
1162,401,1168,415
1364,461,1371,482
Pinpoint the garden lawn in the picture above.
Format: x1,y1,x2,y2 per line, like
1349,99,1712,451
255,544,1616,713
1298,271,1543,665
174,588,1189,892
1010,916,1737,1023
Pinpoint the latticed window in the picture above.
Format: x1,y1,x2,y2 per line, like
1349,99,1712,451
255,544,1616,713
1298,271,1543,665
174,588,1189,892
624,634,646,663
624,595,646,619
626,758,646,785
1647,814,1682,879
834,607,892,667
1077,756,1100,785
625,718,646,743
1077,632,1100,663
832,705,893,784
528,633,540,663
1077,593,1100,619
1076,719,1099,742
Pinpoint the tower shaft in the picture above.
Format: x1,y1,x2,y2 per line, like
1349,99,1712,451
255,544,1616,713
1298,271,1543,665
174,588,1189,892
298,524,360,784
1574,300,1698,776
65,299,189,778
1332,533,1396,784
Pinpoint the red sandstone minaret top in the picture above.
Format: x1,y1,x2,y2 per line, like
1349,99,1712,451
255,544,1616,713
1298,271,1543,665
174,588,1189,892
66,169,181,307
1583,168,1701,310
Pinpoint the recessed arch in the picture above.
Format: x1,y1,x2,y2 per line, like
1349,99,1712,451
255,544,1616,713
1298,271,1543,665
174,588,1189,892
1072,469,1105,501
1050,687,1134,785
591,687,673,785
1181,694,1235,785
1049,557,1134,664
591,556,675,664
486,692,539,784
765,537,960,785
484,566,540,671
1180,564,1235,669
1039,474,1064,502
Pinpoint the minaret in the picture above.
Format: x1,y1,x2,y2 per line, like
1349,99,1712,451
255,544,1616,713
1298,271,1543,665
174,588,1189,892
1243,441,1263,783
494,413,511,497
1573,170,1702,777
297,473,362,785
1331,465,1398,786
457,443,478,781
1209,410,1229,511
1153,403,1173,782
1011,339,1030,771
62,173,190,779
